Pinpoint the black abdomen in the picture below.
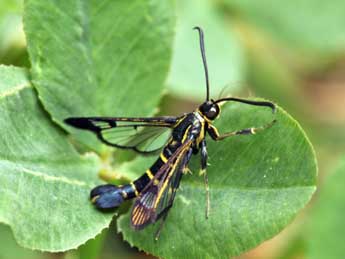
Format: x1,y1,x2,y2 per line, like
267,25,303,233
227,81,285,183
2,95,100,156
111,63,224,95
90,113,198,209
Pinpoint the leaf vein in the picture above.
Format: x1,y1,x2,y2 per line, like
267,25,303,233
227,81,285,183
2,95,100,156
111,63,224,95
0,83,31,99
21,167,87,187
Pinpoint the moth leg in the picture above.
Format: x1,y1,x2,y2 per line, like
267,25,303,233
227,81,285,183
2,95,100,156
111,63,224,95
207,120,276,141
199,139,210,219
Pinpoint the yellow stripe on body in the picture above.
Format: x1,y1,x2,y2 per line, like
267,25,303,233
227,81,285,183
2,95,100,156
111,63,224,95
196,121,205,145
91,195,100,203
181,125,192,144
196,109,211,123
209,124,220,137
121,191,128,199
146,169,154,179
131,182,139,196
160,153,168,163
172,115,187,128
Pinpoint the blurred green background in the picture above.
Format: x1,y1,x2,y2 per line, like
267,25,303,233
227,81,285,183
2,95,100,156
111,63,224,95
0,0,344,258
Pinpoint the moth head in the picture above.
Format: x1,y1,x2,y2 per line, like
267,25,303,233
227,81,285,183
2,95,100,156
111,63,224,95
199,100,220,120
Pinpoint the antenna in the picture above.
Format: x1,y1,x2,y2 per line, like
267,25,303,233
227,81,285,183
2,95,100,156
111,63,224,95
194,26,210,101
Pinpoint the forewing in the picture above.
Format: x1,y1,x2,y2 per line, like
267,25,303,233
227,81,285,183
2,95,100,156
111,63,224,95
130,141,193,230
64,117,177,154
100,125,172,154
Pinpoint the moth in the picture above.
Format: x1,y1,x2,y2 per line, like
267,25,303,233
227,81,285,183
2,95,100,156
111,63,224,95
65,26,276,239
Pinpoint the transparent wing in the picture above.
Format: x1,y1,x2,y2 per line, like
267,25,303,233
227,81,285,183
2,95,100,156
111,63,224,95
130,140,193,230
64,116,177,154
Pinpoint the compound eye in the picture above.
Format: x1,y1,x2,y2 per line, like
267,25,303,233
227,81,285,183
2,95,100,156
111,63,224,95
206,107,217,119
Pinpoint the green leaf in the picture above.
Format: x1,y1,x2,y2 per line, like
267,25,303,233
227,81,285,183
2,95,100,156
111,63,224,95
307,157,345,259
23,0,175,150
118,102,317,258
224,0,345,54
0,65,112,252
0,224,44,259
167,0,244,100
